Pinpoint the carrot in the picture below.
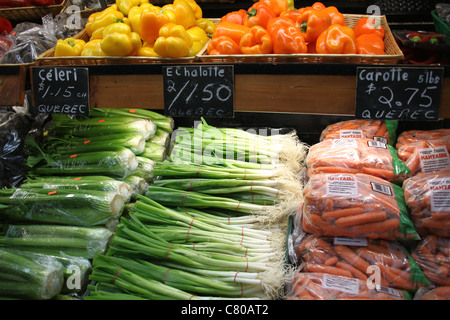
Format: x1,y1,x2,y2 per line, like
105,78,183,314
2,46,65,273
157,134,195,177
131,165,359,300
335,245,371,274
336,261,368,281
377,264,416,290
335,210,387,228
312,237,336,256
434,286,450,298
356,247,407,269
373,123,387,140
361,166,397,180
322,207,365,220
304,263,353,278
311,166,361,174
351,218,400,234
325,256,339,266
422,218,450,230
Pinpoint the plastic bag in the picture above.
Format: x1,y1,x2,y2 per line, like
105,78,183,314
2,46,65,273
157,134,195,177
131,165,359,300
292,233,429,291
306,138,410,183
403,170,450,237
320,119,398,146
414,286,450,300
411,235,450,286
396,129,450,176
285,272,410,300
302,172,419,240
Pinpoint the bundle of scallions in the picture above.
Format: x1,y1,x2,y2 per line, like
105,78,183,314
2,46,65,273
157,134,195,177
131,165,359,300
86,196,291,300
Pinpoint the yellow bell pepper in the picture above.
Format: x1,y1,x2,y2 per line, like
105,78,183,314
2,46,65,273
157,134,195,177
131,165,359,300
137,43,160,57
139,7,176,45
80,39,105,56
187,26,208,56
185,0,202,19
162,0,196,30
196,18,215,36
128,2,156,33
153,22,192,58
87,9,126,39
86,4,119,32
116,0,141,17
54,38,86,57
100,22,142,56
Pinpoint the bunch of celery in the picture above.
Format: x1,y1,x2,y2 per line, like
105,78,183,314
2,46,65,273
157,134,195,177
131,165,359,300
0,248,64,300
86,195,290,300
0,186,125,227
0,224,113,259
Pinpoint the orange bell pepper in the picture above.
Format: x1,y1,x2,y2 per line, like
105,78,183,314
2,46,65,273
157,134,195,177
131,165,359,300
207,35,241,55
240,25,273,54
266,16,296,35
316,24,356,54
259,0,290,17
353,16,385,39
355,33,385,55
323,6,345,26
212,21,250,45
139,8,177,45
243,2,276,29
279,9,302,28
300,9,332,43
297,1,326,20
270,24,307,54
220,9,247,25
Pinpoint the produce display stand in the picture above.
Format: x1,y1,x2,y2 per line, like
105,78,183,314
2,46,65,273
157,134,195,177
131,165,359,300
0,63,29,106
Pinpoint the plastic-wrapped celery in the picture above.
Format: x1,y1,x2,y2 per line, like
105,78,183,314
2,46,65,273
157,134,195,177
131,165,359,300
0,248,64,300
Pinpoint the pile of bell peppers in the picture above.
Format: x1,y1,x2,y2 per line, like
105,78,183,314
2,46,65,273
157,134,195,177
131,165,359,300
54,0,215,58
207,1,386,56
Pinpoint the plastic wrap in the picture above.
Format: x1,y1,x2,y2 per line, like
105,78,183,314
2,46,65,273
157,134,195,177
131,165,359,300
292,233,428,291
0,109,32,188
0,247,64,300
0,224,113,259
0,21,57,64
396,129,450,176
306,138,410,182
285,272,410,300
320,119,398,146
403,170,450,237
414,286,450,300
411,235,450,286
0,187,125,226
302,173,418,240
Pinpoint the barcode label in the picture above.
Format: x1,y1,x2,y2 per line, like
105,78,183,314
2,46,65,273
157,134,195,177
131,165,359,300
375,285,403,298
371,182,392,196
373,136,388,144
334,237,368,247
367,140,387,148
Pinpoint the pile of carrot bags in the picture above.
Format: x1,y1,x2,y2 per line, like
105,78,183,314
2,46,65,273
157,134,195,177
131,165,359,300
286,119,450,300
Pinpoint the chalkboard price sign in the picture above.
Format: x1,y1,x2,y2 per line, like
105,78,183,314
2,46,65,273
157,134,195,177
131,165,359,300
163,65,234,118
32,66,90,115
356,67,443,121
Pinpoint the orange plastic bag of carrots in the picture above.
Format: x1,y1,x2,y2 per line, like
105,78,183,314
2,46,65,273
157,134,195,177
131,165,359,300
396,129,450,176
320,119,398,145
306,138,411,183
285,272,410,300
411,235,450,287
414,286,450,300
403,170,450,237
292,234,428,291
302,173,419,240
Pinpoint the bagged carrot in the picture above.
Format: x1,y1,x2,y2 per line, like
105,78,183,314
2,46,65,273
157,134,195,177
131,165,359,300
302,172,419,240
411,235,450,287
285,272,411,300
306,138,410,183
320,119,398,145
292,234,429,291
403,170,450,237
414,286,450,300
396,129,450,176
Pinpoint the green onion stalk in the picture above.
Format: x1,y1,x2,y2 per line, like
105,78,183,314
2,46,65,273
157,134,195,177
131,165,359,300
122,175,149,201
144,186,298,225
0,248,64,299
51,115,157,141
88,108,174,134
140,142,167,163
148,128,171,148
0,187,125,227
130,156,156,183
0,224,113,259
42,133,147,156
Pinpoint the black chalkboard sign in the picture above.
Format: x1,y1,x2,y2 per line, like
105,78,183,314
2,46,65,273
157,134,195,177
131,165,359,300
163,65,234,118
356,66,443,121
32,66,89,115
